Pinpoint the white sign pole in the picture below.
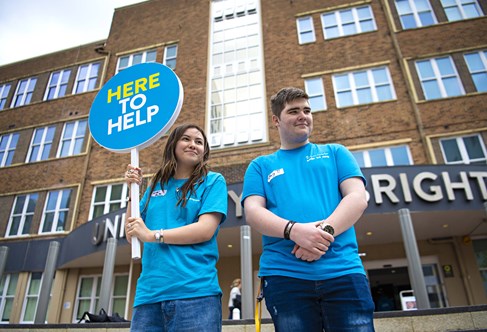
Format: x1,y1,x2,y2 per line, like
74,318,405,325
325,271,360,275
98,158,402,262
130,148,141,260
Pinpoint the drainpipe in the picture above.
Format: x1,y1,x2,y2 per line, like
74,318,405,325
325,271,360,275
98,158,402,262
377,0,432,163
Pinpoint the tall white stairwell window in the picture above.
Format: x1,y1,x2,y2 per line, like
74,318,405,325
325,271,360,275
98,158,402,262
208,0,267,149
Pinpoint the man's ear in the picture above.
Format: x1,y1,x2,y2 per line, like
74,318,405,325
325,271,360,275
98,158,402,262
271,114,280,127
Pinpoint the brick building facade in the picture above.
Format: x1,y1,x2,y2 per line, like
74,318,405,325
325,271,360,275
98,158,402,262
0,0,486,324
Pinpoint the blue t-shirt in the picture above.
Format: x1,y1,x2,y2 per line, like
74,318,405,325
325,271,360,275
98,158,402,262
242,143,366,280
134,172,227,307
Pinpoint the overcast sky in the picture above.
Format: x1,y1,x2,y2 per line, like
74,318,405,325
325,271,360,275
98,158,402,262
0,0,147,66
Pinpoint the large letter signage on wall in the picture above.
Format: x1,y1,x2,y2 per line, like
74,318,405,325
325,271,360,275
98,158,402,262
89,63,183,259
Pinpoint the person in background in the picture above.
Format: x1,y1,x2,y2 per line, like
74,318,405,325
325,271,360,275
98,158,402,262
228,278,242,319
125,124,228,332
241,87,375,331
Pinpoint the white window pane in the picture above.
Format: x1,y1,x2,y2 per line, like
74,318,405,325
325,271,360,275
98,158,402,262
436,57,455,75
442,77,463,96
377,85,393,100
352,152,365,168
334,75,350,90
464,136,485,159
369,149,387,166
391,146,411,165
442,139,462,163
357,88,373,104
337,91,354,107
464,4,481,18
423,80,442,99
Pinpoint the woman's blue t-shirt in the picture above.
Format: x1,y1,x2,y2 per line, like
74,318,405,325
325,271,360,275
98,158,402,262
134,171,227,307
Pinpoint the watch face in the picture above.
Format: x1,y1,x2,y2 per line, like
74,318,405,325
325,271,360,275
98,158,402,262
323,224,334,235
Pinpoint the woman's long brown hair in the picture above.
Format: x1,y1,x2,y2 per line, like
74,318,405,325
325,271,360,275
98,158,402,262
143,124,210,210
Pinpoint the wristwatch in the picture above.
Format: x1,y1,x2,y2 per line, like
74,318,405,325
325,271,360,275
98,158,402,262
154,230,161,242
319,222,334,235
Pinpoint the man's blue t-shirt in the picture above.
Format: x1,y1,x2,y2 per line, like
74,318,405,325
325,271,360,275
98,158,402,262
242,143,366,280
134,172,227,307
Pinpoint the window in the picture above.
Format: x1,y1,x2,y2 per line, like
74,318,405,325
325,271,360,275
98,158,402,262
57,120,87,157
208,0,266,149
44,69,71,100
11,77,37,107
304,78,326,111
90,183,128,220
117,49,157,73
296,16,316,44
352,145,413,167
40,189,72,233
415,56,465,100
0,273,18,324
395,0,436,29
0,132,19,167
164,45,178,70
464,50,487,93
73,62,100,94
440,0,483,21
321,5,376,39
73,274,128,322
6,193,38,237
473,239,487,296
26,126,56,163
21,272,42,323
0,83,11,110
440,134,487,164
332,66,396,107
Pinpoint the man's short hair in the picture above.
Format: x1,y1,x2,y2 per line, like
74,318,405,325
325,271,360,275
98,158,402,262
270,87,309,118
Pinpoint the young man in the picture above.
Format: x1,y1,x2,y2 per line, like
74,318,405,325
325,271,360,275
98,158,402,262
242,87,375,331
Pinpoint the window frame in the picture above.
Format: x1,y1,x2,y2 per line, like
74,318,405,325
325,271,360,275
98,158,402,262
321,5,377,40
415,56,465,100
464,50,487,93
440,0,483,21
163,45,178,70
11,77,37,108
57,120,88,157
352,145,413,168
72,274,129,322
439,133,487,164
395,0,437,29
0,132,20,167
20,272,43,323
296,16,316,44
332,66,396,108
44,69,71,101
39,189,72,234
116,49,157,73
73,62,100,94
0,83,11,110
6,193,38,237
304,77,327,111
0,273,19,324
25,126,56,163
89,183,128,220
472,239,487,296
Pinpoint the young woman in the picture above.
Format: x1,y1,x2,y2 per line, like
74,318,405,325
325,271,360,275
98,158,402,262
124,124,228,332
228,278,242,319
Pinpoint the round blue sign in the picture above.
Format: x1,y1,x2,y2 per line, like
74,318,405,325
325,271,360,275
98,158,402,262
89,63,183,152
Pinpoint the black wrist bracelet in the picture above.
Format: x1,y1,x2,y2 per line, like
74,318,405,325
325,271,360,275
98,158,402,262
284,220,296,240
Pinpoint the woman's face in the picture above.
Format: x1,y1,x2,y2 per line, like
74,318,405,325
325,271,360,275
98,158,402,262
174,128,205,168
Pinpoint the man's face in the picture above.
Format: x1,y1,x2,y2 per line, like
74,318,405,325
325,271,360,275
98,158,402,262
272,97,313,148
